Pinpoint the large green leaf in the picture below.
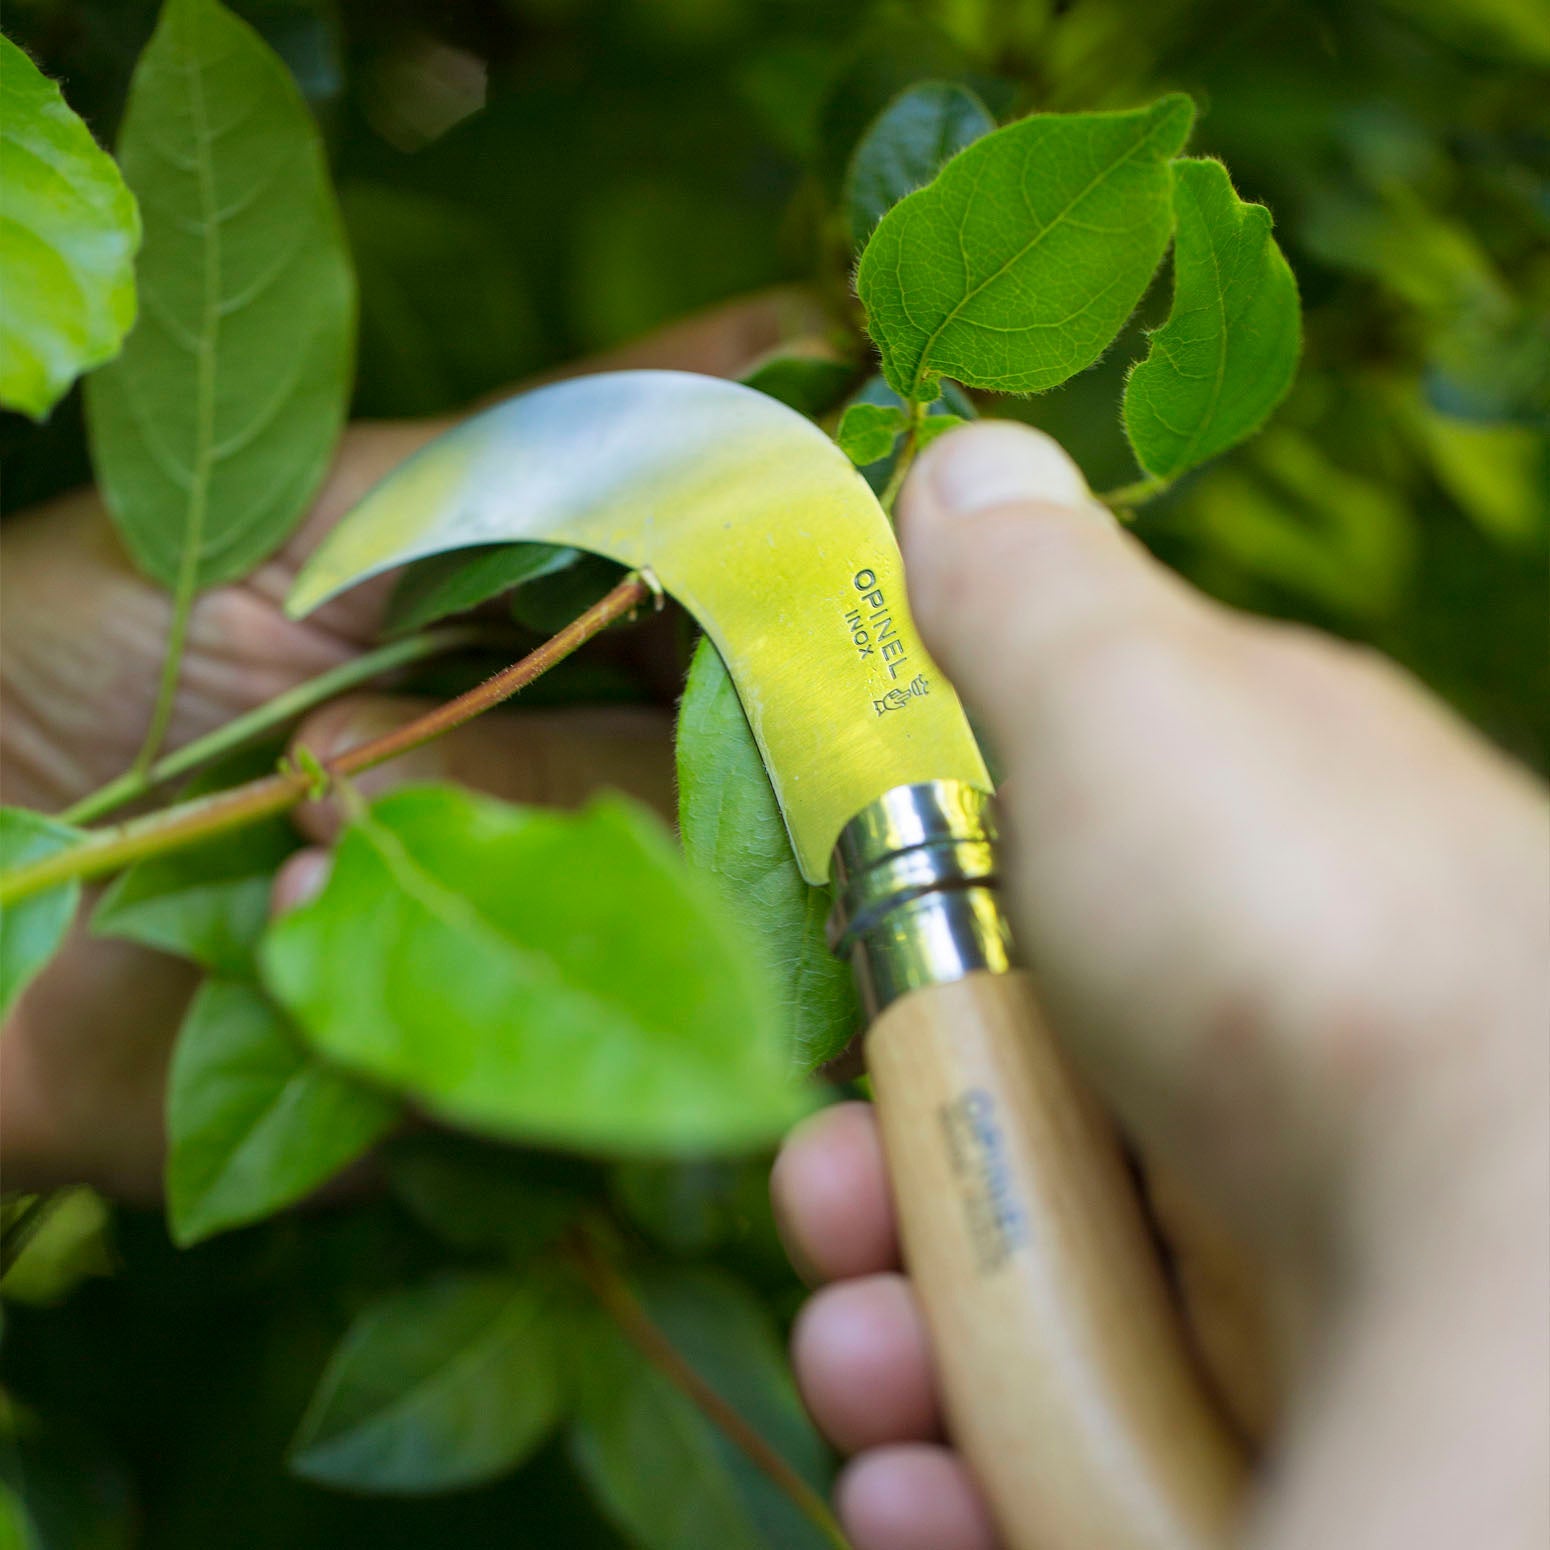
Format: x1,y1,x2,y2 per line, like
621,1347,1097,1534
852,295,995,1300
570,1268,833,1550
1123,159,1301,482
84,0,355,590
0,35,139,420
263,785,810,1152
857,94,1194,402
291,1271,561,1493
844,81,995,246
0,810,82,1025
677,639,858,1072
166,979,397,1245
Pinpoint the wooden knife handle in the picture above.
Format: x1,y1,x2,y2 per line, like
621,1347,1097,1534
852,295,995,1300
864,969,1245,1550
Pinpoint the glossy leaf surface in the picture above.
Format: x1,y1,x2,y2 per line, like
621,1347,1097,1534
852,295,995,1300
264,785,808,1151
857,95,1194,401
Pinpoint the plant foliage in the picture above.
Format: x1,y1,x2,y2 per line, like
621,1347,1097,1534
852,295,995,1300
0,0,1541,1544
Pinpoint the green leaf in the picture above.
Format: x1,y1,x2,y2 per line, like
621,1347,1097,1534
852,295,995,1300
386,1134,585,1263
739,350,856,418
1123,159,1301,482
0,36,139,420
857,94,1195,402
166,980,397,1245
835,401,909,467
570,1267,833,1550
677,639,858,1072
508,551,630,636
915,411,967,450
611,1157,776,1257
263,785,810,1152
0,810,82,1025
844,81,995,246
384,543,579,637
291,1270,561,1493
84,0,356,591
92,812,294,980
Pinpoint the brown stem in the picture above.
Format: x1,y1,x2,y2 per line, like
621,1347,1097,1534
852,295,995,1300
572,1235,852,1550
0,574,652,907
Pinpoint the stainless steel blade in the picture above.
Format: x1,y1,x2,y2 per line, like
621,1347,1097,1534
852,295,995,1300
287,370,989,881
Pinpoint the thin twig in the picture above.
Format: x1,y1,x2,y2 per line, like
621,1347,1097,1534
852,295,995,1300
572,1235,852,1550
63,625,489,825
0,575,651,907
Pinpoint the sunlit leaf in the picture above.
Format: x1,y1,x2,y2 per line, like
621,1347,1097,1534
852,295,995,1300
263,786,810,1152
166,980,396,1245
0,35,139,420
570,1267,833,1550
0,810,82,1025
1124,159,1300,482
677,639,858,1072
857,94,1193,402
844,81,994,246
84,0,355,590
291,1270,561,1493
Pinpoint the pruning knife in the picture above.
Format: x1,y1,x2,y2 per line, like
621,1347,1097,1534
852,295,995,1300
287,370,1243,1550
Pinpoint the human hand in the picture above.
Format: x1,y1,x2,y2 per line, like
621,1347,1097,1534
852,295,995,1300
773,423,1549,1550
0,289,822,1198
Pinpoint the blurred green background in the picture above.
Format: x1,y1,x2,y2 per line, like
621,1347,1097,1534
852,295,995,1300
1,1,1545,1543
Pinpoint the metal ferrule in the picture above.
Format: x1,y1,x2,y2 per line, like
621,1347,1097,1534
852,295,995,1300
828,781,1015,1018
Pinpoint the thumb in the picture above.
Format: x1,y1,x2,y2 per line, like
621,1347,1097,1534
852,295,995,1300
895,421,1311,1233
898,420,1203,743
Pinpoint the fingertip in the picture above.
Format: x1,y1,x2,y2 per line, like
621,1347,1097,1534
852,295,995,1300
771,1101,897,1284
837,1444,1002,1550
270,848,332,917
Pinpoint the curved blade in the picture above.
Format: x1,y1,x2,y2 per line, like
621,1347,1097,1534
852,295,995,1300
287,370,989,881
